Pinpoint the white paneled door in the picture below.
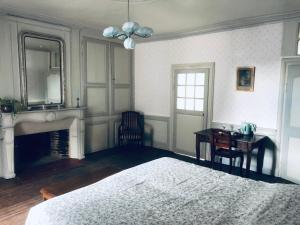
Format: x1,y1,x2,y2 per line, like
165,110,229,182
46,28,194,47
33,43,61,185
173,69,209,157
111,44,132,114
84,39,132,153
281,62,300,183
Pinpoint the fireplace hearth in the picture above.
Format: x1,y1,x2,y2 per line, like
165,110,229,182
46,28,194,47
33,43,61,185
14,130,69,172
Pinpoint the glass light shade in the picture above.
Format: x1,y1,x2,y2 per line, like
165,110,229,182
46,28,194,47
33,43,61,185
103,26,120,38
122,21,140,34
135,26,153,37
123,37,135,49
117,31,127,40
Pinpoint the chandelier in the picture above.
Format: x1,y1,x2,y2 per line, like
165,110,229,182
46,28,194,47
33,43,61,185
102,0,154,49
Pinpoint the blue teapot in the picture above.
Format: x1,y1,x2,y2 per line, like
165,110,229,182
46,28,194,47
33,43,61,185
240,122,256,135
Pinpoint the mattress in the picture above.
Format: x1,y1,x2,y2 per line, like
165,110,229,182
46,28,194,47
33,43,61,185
25,157,300,225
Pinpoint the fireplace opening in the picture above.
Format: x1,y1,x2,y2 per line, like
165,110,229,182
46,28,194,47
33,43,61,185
14,130,69,173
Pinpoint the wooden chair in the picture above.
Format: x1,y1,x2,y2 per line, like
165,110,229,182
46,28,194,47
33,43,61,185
118,111,144,147
211,129,244,175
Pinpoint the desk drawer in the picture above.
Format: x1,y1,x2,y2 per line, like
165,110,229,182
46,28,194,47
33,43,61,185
198,135,211,142
236,142,248,150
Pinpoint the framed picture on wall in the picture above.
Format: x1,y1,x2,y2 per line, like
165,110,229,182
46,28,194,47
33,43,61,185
236,67,255,91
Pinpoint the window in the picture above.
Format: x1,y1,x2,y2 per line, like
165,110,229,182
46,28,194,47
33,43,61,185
176,72,205,112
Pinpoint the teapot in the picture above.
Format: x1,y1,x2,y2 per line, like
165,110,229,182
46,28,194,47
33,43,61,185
240,122,256,135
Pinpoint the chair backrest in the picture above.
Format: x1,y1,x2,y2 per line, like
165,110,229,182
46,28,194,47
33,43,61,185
212,129,232,150
121,111,141,129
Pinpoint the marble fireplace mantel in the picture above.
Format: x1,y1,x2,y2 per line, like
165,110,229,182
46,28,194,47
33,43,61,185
0,107,85,179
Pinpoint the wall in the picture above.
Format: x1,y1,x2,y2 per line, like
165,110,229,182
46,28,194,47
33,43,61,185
135,22,283,129
135,22,284,175
0,15,77,107
281,20,300,57
0,16,80,177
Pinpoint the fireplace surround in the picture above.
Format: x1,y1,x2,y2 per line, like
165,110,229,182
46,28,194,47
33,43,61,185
0,108,85,179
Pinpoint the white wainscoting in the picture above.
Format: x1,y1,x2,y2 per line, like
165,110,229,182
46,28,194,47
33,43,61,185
144,115,170,150
112,117,121,147
85,121,109,153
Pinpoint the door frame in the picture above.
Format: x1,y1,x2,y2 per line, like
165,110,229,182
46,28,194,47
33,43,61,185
170,62,215,159
278,57,300,180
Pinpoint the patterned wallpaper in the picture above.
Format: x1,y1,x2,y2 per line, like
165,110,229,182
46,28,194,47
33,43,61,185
135,22,283,129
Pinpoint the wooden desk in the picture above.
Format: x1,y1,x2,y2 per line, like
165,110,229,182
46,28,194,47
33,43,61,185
195,129,268,177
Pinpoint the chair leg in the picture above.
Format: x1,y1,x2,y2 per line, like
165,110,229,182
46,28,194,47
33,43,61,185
219,157,222,171
240,155,244,176
211,151,215,169
229,157,233,174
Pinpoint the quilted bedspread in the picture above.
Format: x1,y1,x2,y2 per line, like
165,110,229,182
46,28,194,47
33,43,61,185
25,157,300,225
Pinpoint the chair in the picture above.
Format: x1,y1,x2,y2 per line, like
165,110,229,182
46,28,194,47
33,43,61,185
118,111,144,147
211,129,244,175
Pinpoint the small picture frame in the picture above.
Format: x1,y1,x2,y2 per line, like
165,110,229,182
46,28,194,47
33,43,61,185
236,67,255,92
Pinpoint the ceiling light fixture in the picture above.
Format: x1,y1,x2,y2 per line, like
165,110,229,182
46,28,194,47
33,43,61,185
102,0,154,49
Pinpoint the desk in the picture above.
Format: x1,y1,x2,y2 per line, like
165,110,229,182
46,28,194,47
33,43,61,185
194,129,268,177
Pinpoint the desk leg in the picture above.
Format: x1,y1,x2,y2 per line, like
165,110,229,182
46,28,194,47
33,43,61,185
257,144,265,175
246,152,252,177
196,135,200,163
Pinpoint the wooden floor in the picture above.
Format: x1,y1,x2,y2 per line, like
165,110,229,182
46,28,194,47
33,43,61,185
0,147,292,225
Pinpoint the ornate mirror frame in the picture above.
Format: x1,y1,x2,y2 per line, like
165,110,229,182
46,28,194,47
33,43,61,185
19,31,66,110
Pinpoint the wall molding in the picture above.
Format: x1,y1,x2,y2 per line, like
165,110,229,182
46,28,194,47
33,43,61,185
1,8,300,44
143,115,170,150
138,10,300,43
85,120,109,153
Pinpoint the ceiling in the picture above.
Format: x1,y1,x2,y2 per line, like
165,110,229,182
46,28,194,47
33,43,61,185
1,0,300,38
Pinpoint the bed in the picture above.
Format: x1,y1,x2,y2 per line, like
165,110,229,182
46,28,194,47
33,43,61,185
25,157,300,225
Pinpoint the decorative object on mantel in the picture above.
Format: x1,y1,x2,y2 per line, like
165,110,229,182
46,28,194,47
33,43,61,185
76,97,80,108
236,67,255,91
239,122,256,136
0,98,24,114
102,0,154,49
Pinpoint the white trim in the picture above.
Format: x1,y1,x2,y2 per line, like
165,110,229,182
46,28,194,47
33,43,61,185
144,115,170,150
277,58,300,179
1,8,300,43
139,10,300,43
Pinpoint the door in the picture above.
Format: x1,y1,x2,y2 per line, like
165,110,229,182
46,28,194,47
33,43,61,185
111,43,132,114
84,39,133,152
84,39,109,153
173,69,209,157
281,62,300,183
110,44,133,145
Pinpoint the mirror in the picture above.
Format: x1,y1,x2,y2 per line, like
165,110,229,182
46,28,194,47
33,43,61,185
19,32,65,109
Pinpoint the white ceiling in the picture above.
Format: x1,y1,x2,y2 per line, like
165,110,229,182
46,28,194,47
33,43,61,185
1,0,300,37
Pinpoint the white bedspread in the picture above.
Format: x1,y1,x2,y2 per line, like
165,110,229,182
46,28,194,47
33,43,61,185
25,157,300,225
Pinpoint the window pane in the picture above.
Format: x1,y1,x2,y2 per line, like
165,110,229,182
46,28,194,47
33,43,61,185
185,99,194,110
177,73,186,85
186,86,194,98
177,86,185,97
177,98,185,110
195,99,204,111
298,40,300,55
196,73,205,85
186,73,195,85
195,86,204,98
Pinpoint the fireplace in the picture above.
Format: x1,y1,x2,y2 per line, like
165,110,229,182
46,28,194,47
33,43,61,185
14,130,69,173
0,108,85,179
